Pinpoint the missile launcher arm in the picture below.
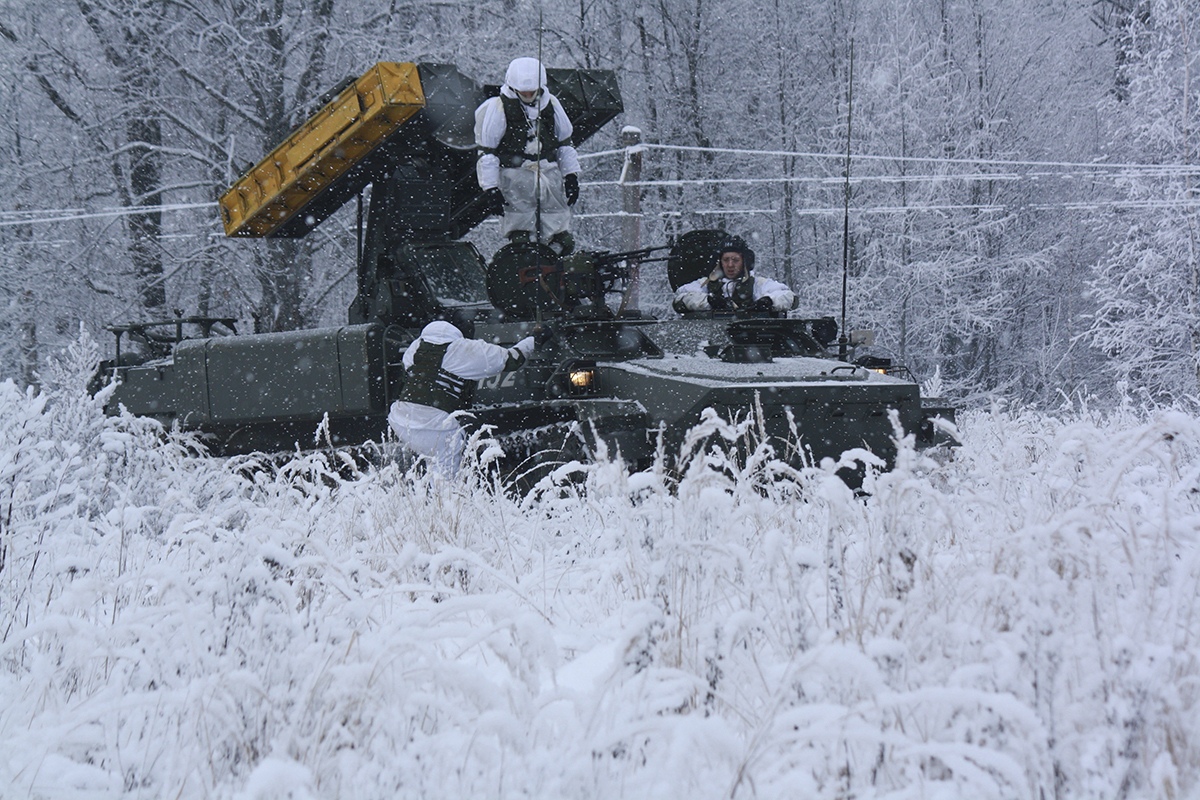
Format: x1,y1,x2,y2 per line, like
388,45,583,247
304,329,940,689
218,62,426,238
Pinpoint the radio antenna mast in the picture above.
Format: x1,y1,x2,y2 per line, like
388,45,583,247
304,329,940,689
838,38,855,363
534,11,545,249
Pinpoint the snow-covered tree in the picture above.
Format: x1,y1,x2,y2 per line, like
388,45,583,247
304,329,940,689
1089,0,1200,401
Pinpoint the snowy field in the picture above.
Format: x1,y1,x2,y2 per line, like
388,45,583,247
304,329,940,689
2,342,1198,799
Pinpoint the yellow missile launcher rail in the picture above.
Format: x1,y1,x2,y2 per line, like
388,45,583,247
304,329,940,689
218,62,425,238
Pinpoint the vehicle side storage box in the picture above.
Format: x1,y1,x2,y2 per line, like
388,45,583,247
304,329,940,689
106,361,178,422
174,325,389,424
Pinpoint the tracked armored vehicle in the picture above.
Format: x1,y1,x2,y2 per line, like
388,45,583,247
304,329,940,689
98,62,953,477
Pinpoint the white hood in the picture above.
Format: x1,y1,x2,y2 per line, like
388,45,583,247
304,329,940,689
419,320,463,345
504,57,546,93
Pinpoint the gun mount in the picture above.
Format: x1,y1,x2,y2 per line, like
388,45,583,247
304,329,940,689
98,62,954,481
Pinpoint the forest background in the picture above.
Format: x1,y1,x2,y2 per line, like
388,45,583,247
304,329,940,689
0,0,1198,408
4,3,1200,797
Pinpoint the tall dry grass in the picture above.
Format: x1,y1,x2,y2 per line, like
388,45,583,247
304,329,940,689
1,339,1197,798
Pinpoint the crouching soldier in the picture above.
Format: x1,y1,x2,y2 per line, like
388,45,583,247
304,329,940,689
673,237,796,314
388,320,535,473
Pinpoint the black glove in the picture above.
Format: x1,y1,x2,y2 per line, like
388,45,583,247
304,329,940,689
483,187,505,216
564,173,579,206
707,292,729,311
533,324,554,347
751,296,775,312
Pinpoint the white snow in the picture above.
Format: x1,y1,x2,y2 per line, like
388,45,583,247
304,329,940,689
1,350,1198,798
614,354,884,385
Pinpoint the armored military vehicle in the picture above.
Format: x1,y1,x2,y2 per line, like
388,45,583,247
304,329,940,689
97,62,953,478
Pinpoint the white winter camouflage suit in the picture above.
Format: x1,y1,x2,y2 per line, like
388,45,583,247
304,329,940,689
673,273,797,312
474,58,580,242
388,321,534,473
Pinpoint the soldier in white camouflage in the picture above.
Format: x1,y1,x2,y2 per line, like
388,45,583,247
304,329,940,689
474,57,581,256
388,320,536,473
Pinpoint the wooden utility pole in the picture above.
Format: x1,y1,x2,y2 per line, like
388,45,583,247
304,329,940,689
621,126,643,309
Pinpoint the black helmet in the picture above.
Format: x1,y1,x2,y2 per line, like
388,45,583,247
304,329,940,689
718,236,755,273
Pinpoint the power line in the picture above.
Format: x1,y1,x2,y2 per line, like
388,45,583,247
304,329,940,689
0,202,218,228
8,191,1200,238
630,142,1200,175
581,196,1200,219
590,168,1196,187
6,142,1199,230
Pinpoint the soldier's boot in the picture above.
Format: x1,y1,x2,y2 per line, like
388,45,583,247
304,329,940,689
548,231,575,256
508,230,532,244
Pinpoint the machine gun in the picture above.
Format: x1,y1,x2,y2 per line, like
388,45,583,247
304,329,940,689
565,246,672,315
486,243,671,320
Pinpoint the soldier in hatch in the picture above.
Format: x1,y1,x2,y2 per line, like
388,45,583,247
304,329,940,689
388,320,537,474
475,57,581,256
673,237,797,314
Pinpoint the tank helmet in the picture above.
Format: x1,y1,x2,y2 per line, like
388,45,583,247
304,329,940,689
505,57,547,96
718,236,755,273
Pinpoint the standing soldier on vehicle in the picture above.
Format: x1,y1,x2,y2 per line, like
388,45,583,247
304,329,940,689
475,57,581,256
388,320,537,473
673,237,797,313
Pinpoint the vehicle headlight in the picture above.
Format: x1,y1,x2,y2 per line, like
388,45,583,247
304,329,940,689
569,367,595,390
550,360,598,396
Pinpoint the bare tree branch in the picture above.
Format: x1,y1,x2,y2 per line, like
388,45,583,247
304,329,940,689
157,48,266,133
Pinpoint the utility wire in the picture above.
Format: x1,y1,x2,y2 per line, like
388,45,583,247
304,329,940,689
634,142,1200,174
9,187,1200,235
0,201,218,228
583,142,1200,180
6,140,1200,229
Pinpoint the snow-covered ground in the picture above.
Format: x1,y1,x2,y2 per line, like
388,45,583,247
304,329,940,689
2,340,1198,799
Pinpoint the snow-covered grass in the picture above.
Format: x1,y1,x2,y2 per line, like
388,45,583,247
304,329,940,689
2,342,1198,798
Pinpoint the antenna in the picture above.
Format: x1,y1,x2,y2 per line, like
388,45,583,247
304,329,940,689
527,12,548,326
838,38,855,362
534,11,545,248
